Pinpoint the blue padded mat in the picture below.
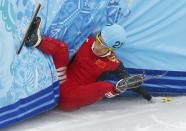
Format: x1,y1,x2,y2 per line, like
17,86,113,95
1,0,186,128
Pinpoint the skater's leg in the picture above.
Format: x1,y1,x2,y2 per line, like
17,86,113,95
25,16,69,84
38,37,69,67
38,37,69,84
24,16,69,68
59,81,117,111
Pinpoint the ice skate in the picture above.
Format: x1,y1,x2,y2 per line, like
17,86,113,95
116,74,144,93
25,17,41,47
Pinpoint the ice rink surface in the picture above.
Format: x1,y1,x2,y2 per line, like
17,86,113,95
2,96,186,131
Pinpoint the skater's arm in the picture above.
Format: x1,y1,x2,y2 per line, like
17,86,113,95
97,62,129,81
113,62,129,78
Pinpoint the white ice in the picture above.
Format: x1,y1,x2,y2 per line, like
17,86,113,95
2,96,186,131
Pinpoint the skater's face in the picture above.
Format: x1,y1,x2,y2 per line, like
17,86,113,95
93,33,112,57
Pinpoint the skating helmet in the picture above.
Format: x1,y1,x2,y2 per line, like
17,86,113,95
101,24,127,51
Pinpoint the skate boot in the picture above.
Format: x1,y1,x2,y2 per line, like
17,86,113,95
116,74,144,93
25,17,41,47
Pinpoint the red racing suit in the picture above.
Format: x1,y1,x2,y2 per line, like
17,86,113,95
38,37,120,111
